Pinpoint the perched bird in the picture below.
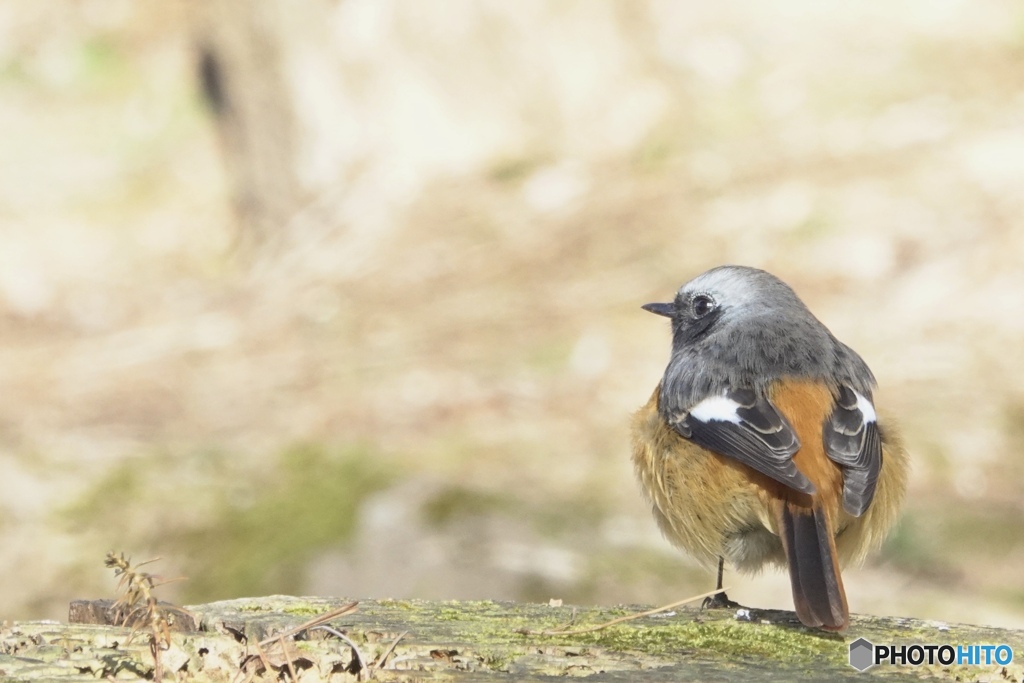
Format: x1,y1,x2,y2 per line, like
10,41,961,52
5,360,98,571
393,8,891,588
631,265,908,630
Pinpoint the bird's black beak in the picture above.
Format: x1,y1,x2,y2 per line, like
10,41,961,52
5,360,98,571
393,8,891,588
641,302,675,317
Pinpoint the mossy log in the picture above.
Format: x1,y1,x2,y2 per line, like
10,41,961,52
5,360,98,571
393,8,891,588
0,597,1021,681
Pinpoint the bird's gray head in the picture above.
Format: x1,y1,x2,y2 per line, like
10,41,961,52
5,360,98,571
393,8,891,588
644,265,875,406
643,265,810,347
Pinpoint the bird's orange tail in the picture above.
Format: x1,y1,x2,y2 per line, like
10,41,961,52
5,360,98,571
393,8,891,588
777,502,848,631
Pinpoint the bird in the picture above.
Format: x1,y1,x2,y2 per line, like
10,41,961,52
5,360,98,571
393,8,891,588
631,265,908,631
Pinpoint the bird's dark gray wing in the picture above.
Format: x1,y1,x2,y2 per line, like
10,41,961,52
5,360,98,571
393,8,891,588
670,387,815,495
823,384,882,516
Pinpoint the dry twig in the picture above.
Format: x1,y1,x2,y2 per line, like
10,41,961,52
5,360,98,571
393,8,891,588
256,601,359,647
518,587,730,636
373,630,408,671
313,625,368,679
237,602,363,680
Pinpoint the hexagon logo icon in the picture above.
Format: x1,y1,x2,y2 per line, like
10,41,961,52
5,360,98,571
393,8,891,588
849,637,875,671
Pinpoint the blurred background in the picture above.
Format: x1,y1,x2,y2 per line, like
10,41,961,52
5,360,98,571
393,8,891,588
1,0,1022,628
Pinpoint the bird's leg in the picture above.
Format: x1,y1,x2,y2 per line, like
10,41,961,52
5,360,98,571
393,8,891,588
701,557,743,610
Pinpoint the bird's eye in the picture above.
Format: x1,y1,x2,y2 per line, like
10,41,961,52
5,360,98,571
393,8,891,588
692,294,716,318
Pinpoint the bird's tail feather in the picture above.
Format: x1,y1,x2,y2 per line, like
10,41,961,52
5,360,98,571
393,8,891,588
777,502,848,631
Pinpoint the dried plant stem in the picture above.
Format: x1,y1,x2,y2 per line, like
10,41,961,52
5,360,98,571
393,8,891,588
520,586,730,636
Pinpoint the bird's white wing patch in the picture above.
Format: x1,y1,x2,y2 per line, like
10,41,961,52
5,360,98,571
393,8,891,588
688,394,743,424
854,390,877,423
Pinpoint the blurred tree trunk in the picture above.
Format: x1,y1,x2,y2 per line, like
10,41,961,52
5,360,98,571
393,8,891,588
191,0,306,256
183,1,675,267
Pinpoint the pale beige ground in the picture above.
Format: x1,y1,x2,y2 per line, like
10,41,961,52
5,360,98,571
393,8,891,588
0,1,1022,627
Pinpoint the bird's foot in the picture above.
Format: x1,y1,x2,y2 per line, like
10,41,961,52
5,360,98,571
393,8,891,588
701,591,744,611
